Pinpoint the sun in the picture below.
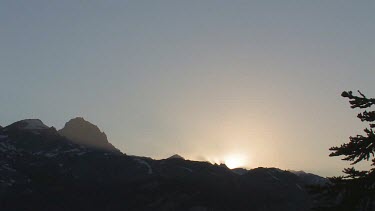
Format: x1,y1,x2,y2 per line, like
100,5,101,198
224,154,247,169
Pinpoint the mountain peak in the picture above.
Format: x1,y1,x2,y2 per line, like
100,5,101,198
5,119,49,130
167,154,185,160
58,117,120,153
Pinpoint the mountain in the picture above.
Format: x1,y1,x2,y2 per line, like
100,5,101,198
167,154,185,160
0,118,327,211
58,117,120,153
290,170,329,186
5,119,50,131
231,167,248,175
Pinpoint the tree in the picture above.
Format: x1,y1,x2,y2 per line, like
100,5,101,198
314,91,375,210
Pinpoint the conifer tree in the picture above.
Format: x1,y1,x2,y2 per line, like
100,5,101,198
314,91,375,210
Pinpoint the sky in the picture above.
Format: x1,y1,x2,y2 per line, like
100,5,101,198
0,0,374,176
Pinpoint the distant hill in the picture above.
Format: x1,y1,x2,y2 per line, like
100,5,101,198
167,154,185,160
290,170,329,186
0,118,328,211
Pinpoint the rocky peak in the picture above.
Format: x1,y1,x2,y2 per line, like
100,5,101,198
58,117,120,153
219,163,229,169
167,154,185,160
5,119,50,131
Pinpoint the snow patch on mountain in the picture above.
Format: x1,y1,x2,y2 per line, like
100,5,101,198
296,184,303,191
22,119,49,130
180,166,193,173
0,141,16,152
77,151,87,156
267,172,281,181
290,170,329,186
45,152,58,157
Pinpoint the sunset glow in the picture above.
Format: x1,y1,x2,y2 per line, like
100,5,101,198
224,154,248,169
0,1,374,210
0,1,373,177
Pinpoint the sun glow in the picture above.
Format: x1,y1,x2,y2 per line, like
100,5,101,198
224,154,248,169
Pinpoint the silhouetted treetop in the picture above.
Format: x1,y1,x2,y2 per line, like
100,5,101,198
314,90,375,211
330,91,375,165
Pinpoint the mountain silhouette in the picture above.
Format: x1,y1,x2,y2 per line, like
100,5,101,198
0,118,328,211
58,117,120,153
5,119,50,130
167,154,185,160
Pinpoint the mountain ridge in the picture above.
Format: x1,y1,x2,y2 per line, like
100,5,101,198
0,118,329,211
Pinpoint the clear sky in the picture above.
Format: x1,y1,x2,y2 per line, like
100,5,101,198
1,0,374,176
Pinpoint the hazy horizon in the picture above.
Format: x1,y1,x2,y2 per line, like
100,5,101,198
1,1,374,177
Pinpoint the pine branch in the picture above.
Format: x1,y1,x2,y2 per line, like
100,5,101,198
314,91,375,211
329,128,375,164
341,91,375,109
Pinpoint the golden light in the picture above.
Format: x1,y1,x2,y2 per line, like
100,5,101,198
224,154,248,169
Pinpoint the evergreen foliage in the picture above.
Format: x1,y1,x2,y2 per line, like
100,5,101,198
314,91,375,210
